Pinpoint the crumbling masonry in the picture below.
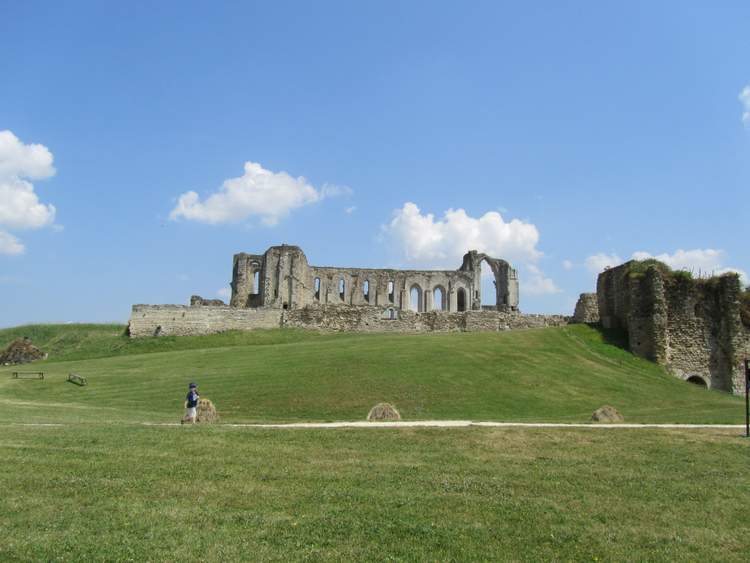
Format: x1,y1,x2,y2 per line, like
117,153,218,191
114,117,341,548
129,244,569,337
596,262,750,394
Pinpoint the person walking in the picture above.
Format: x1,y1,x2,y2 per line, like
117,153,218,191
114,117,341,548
182,382,200,424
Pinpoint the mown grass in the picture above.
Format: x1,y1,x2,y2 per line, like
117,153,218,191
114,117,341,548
0,323,327,362
0,324,743,424
1,425,748,561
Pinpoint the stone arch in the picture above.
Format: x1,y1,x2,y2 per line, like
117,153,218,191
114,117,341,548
456,287,467,312
409,284,423,312
686,374,708,388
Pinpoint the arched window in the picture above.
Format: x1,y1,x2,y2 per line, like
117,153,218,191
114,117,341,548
457,288,466,312
314,277,321,300
339,279,345,301
686,375,707,388
363,280,369,302
433,287,444,311
252,271,260,295
387,281,395,303
409,284,422,312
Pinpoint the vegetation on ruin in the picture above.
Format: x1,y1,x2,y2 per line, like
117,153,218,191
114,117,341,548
739,287,750,327
0,323,743,425
2,424,748,561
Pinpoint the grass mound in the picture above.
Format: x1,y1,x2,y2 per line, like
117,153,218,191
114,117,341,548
367,402,401,421
0,324,744,425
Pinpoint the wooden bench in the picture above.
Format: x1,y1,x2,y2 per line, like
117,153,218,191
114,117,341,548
11,371,44,380
67,373,87,386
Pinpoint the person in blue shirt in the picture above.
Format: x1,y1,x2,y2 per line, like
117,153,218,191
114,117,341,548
182,382,200,424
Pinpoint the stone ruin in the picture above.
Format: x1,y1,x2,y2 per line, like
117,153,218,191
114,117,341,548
595,261,750,394
129,244,569,338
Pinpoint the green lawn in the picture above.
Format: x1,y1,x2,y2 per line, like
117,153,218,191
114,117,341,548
0,323,743,424
1,323,748,561
2,425,748,561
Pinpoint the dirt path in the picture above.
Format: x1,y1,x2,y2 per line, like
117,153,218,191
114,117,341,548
7,420,746,429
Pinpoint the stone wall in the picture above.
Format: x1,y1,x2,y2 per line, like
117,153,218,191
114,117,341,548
128,305,283,337
283,305,568,333
129,303,569,338
597,261,750,394
572,293,599,323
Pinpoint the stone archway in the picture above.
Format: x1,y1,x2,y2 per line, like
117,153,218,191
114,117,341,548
456,287,467,312
686,375,708,388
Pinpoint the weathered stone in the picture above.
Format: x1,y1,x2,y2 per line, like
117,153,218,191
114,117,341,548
129,244,573,338
190,295,226,307
591,405,624,423
0,337,47,365
230,244,519,313
597,261,750,395
572,293,599,323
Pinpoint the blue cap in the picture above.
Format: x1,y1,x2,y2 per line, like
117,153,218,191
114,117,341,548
189,382,197,388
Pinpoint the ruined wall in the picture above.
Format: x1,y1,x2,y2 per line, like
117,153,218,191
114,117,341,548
129,303,568,338
230,245,519,313
128,305,282,337
283,305,567,333
572,293,599,323
597,262,749,393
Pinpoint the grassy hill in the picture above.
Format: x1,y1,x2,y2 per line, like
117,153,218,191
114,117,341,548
0,323,743,424
2,323,748,561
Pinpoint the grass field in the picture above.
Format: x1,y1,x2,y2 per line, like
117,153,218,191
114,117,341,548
1,323,748,561
0,323,744,424
2,425,749,561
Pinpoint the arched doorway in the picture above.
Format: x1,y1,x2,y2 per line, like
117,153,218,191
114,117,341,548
686,375,707,388
409,284,422,312
457,287,466,312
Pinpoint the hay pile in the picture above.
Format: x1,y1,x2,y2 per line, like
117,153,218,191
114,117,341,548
367,402,401,421
0,337,47,365
591,405,624,423
196,398,219,423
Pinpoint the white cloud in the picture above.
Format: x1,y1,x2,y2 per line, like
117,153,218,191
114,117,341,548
584,253,622,275
0,130,56,255
740,85,750,125
562,259,574,271
585,248,748,286
0,231,24,255
217,287,231,299
382,202,559,297
633,248,748,285
383,202,542,266
524,263,562,295
170,161,348,226
345,205,357,215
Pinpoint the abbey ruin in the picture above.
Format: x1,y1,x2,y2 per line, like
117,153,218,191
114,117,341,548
128,245,749,396
129,244,567,338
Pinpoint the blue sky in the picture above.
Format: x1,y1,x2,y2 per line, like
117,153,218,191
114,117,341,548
1,1,749,327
